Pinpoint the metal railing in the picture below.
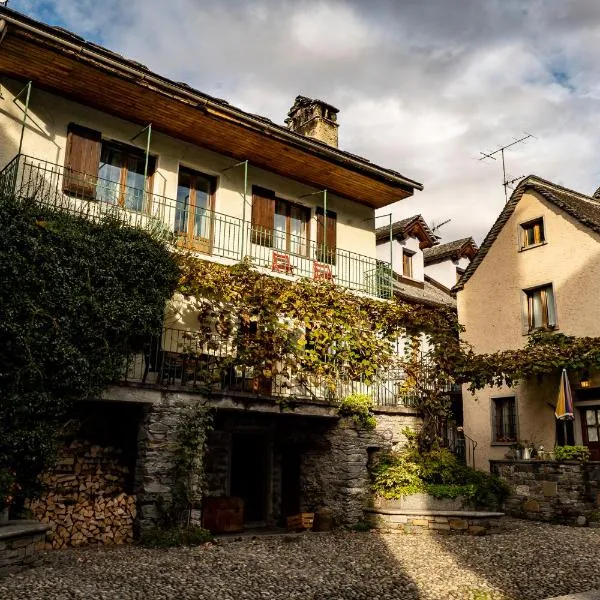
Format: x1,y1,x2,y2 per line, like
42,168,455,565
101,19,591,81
119,327,421,406
3,155,243,261
249,227,392,298
0,154,392,299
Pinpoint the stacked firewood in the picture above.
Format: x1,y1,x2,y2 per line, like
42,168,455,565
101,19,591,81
26,441,137,549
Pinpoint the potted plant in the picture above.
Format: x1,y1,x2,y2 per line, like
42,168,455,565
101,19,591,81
522,441,534,460
510,442,524,460
0,469,17,525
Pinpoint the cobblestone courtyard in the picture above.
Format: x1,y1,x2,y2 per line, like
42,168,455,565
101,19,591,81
1,519,599,600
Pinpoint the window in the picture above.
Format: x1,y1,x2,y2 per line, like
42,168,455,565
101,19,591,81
316,207,337,265
251,186,310,254
63,124,156,210
274,199,310,255
520,218,545,249
525,284,557,331
175,167,215,251
584,410,600,443
402,250,414,278
492,397,517,443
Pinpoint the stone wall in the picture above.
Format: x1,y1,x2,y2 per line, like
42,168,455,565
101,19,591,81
134,392,422,532
0,522,48,577
491,460,600,525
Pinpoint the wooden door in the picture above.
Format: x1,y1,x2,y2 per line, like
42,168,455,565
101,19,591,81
176,168,215,253
581,408,600,461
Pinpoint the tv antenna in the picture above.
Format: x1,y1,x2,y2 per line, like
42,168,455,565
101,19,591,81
479,133,535,202
430,218,451,235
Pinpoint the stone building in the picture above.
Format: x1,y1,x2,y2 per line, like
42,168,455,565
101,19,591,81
0,7,426,532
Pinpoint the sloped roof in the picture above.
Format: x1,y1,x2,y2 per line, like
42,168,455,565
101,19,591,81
423,237,478,265
454,175,600,291
375,215,437,248
393,277,456,308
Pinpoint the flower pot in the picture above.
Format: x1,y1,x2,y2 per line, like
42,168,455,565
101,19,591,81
514,449,522,460
0,506,9,525
522,447,532,460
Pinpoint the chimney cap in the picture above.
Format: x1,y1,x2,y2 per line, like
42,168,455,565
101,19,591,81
286,95,339,120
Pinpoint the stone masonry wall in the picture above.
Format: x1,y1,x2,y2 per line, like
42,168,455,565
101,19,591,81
491,460,600,525
0,522,48,577
301,409,422,526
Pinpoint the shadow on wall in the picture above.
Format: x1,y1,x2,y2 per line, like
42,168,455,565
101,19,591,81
0,77,62,169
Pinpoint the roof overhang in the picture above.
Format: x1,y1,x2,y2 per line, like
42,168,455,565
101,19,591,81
0,8,423,209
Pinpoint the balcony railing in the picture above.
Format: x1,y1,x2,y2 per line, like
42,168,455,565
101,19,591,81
118,327,419,407
0,154,392,299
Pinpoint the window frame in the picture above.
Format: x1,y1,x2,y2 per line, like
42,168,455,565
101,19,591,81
522,283,558,333
274,197,311,256
402,249,415,279
175,165,217,251
98,139,156,211
519,217,546,251
491,396,518,444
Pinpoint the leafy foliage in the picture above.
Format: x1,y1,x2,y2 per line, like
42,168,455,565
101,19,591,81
338,394,377,430
139,525,213,548
458,331,600,392
554,445,590,462
0,192,179,503
170,401,213,526
371,435,509,509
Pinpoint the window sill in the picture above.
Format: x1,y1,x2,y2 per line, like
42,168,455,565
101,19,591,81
519,241,547,252
523,325,558,336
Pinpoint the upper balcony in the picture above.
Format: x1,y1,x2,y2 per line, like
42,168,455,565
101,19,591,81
0,154,392,299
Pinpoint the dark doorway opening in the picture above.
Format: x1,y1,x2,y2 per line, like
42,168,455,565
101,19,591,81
281,448,301,520
231,433,270,524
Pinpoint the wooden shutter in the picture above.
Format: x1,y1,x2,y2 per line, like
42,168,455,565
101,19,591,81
251,186,275,246
316,207,337,265
63,123,101,198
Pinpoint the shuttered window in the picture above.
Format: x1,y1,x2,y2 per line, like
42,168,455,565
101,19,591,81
402,250,414,278
525,284,556,331
492,397,517,443
63,123,102,198
521,218,545,248
316,207,337,265
251,186,276,246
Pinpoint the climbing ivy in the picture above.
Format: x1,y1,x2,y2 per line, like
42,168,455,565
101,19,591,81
0,192,179,505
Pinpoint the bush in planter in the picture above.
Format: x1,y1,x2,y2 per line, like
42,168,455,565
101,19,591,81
338,394,376,430
554,445,590,462
371,443,510,509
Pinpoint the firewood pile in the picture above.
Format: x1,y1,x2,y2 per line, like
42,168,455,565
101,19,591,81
26,440,137,549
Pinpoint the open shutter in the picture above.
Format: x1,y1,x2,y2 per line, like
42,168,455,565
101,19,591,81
63,123,101,199
251,186,275,246
316,207,337,265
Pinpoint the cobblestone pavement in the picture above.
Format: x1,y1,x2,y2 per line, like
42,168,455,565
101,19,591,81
1,519,599,600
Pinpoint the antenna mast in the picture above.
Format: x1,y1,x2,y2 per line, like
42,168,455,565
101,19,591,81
479,133,535,202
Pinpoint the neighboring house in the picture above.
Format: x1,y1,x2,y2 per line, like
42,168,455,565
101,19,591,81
455,175,600,470
0,9,426,531
375,215,456,308
424,237,478,291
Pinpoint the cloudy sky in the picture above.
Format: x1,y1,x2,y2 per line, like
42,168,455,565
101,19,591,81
14,0,600,242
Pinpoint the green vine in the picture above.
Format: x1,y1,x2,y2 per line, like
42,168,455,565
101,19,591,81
0,192,179,506
169,401,213,527
339,394,377,430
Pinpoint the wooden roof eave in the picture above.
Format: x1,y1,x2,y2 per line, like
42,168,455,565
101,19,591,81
0,15,422,209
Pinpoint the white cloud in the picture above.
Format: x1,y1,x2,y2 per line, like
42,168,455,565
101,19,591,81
16,0,600,243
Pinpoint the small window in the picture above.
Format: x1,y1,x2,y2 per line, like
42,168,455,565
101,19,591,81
492,397,517,443
525,284,557,331
402,250,414,278
520,218,545,249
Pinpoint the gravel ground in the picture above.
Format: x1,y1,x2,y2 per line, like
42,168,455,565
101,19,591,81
2,519,600,600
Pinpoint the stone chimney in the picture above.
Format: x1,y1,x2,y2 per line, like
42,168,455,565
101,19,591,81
285,96,339,148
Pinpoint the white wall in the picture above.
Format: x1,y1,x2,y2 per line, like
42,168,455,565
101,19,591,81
376,235,424,281
425,256,470,289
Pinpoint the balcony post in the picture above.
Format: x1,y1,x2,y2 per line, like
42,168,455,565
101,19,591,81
14,80,32,155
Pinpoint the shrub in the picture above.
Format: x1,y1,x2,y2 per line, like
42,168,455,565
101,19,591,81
371,440,510,509
338,394,376,430
139,526,213,548
554,445,590,462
